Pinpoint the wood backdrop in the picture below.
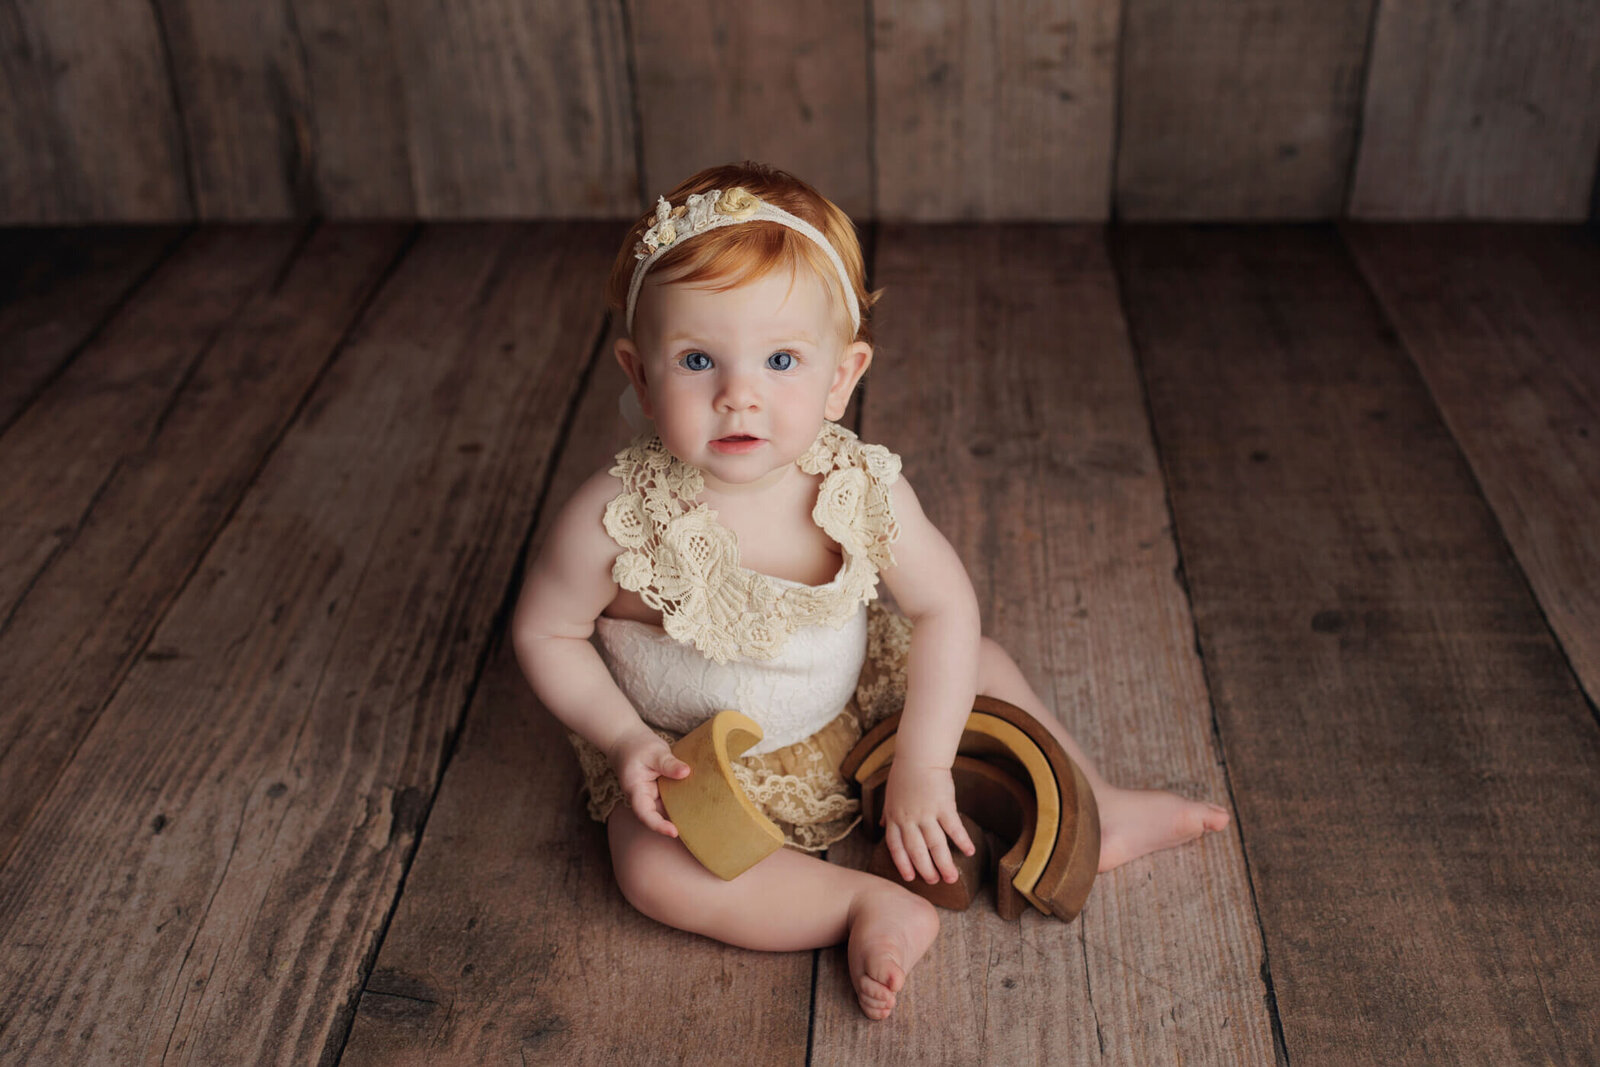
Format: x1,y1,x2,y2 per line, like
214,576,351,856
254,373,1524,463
3,0,1597,223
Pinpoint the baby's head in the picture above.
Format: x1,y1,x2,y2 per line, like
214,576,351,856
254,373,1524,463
608,163,879,486
605,162,876,348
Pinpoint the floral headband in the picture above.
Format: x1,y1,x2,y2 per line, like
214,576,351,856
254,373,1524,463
625,187,862,337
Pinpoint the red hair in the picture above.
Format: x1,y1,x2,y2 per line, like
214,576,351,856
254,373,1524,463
606,162,878,344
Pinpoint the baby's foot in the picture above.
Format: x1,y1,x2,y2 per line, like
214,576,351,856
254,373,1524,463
1096,786,1230,872
847,887,940,1021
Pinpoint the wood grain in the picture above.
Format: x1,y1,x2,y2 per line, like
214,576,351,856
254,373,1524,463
872,0,1119,220
811,226,1273,1062
343,344,814,1065
0,223,407,867
629,0,872,217
0,0,190,222
1116,0,1374,219
0,223,612,1064
1115,224,1600,1062
290,0,419,217
0,227,302,633
1345,223,1600,707
383,0,637,217
0,226,185,429
153,0,315,218
1350,2,1600,219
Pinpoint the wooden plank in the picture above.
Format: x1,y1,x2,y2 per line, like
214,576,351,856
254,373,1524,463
383,0,637,217
0,226,302,634
291,0,419,217
152,0,313,218
872,0,1119,220
630,1,871,217
1350,4,1600,219
0,223,409,866
0,226,185,429
343,348,815,1065
1345,224,1600,707
811,226,1274,1061
1114,225,1600,1062
0,0,190,222
1116,0,1374,219
0,222,613,1064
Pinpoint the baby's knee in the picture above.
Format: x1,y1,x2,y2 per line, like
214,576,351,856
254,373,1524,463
976,634,1010,684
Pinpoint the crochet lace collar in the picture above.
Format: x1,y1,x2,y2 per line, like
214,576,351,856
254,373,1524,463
602,422,901,663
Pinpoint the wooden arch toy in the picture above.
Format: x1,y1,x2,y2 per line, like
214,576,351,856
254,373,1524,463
658,710,785,880
840,695,1101,922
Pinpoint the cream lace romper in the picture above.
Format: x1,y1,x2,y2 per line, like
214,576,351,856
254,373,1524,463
569,421,915,851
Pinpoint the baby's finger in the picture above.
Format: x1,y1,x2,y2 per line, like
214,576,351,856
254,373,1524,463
629,789,679,838
900,824,940,884
653,749,692,780
939,810,977,857
923,821,960,884
884,824,917,883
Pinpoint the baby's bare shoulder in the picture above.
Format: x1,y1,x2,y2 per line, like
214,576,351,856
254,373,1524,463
516,465,624,638
542,465,624,560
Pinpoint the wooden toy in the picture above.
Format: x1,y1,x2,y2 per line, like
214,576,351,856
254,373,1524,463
657,710,785,880
841,696,1101,922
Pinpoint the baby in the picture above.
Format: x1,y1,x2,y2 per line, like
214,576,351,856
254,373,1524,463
514,162,1229,1021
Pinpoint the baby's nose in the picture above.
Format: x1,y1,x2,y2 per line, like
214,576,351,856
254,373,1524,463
715,373,761,410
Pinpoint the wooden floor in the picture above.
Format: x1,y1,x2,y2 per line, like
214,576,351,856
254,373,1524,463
1,220,1596,1065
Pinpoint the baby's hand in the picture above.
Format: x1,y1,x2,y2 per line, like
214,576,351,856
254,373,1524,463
608,727,692,838
881,763,976,884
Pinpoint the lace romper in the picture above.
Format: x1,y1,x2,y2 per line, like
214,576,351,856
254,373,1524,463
568,421,915,851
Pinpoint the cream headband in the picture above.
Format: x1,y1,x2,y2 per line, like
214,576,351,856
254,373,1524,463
625,187,861,336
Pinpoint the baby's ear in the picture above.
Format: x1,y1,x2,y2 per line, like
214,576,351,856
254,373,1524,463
825,342,873,421
614,337,653,418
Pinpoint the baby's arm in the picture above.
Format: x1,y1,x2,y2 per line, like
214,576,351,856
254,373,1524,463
511,469,689,837
876,476,983,884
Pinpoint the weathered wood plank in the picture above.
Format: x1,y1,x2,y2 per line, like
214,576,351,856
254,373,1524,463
630,1,871,217
0,226,185,429
0,226,303,635
1115,225,1600,1062
0,223,408,866
1116,0,1374,219
1350,4,1600,219
0,0,190,222
290,0,419,217
811,226,1273,1061
1346,223,1600,709
0,223,612,1064
343,346,815,1065
384,0,637,217
152,0,314,218
872,0,1119,220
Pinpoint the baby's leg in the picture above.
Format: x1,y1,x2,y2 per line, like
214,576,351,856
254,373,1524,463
976,637,1231,872
607,808,939,1020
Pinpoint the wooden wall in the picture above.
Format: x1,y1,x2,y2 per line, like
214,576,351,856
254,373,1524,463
3,0,1597,222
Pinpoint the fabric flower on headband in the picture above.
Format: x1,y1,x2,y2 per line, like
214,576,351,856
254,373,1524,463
634,188,761,260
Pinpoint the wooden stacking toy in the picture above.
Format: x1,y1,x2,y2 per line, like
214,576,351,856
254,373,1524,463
841,695,1101,922
658,710,785,880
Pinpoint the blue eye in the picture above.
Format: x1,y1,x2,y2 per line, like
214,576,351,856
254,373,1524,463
682,351,712,371
767,351,795,371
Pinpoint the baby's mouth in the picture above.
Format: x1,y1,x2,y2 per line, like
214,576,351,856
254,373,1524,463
710,433,764,453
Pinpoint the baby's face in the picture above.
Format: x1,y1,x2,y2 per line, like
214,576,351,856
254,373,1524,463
617,265,870,492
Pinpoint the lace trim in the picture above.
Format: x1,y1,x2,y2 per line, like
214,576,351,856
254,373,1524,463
602,422,901,664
